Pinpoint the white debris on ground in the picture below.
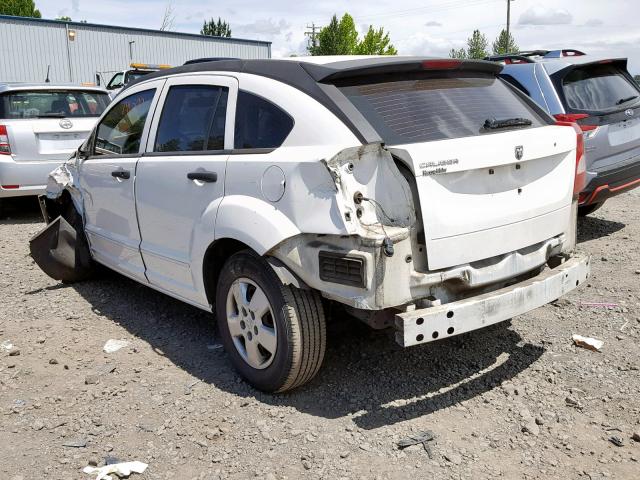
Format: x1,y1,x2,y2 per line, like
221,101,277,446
103,339,130,353
82,461,148,480
572,334,604,352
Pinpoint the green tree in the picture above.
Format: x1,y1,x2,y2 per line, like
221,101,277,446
0,0,41,18
56,16,72,21
492,29,519,55
201,17,231,37
466,29,489,59
355,26,397,55
310,14,359,55
448,47,467,59
310,13,396,56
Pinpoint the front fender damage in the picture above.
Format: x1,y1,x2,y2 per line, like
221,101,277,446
29,157,94,283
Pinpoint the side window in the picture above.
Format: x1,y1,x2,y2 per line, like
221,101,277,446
93,89,155,156
234,91,294,149
107,73,124,90
154,85,228,152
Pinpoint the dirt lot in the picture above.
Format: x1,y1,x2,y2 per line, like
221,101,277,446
1,191,639,480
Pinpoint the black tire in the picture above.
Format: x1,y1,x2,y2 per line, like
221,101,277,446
578,202,604,217
216,250,326,393
0,199,4,219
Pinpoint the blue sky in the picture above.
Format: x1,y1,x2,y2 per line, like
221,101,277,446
37,0,640,74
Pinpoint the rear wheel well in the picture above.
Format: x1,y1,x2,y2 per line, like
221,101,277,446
203,238,253,306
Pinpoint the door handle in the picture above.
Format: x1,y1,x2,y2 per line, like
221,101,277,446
187,171,217,183
111,170,130,180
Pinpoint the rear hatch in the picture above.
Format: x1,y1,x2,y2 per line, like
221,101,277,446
0,89,110,162
336,65,577,270
551,60,640,173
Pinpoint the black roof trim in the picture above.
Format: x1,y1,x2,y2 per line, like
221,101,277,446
301,57,502,82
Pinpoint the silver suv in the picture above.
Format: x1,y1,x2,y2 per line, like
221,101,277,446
486,49,640,215
0,83,110,215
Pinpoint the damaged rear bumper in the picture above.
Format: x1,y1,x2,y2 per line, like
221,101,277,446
395,254,591,347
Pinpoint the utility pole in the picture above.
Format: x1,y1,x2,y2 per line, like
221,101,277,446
505,0,514,52
305,23,320,51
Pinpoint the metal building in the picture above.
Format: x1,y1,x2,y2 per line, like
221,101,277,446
0,15,271,84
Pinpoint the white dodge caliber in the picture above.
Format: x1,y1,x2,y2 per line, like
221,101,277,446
31,56,590,392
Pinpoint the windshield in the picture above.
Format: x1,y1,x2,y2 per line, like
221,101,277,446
0,90,111,119
125,71,152,84
337,72,547,145
562,64,640,112
107,73,124,89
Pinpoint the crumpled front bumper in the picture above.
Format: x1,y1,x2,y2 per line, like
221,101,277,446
395,254,591,347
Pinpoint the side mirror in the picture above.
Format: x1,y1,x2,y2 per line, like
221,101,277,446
78,139,91,159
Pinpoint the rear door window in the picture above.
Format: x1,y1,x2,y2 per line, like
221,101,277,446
0,90,110,119
337,72,547,145
234,91,294,149
94,89,155,155
561,64,640,112
154,85,228,152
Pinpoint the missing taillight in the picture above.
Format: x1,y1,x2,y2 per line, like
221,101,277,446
556,120,587,195
0,125,11,155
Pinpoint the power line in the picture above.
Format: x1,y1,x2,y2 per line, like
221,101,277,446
354,0,501,22
305,23,321,50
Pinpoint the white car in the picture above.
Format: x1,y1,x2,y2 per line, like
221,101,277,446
32,56,590,392
0,83,110,215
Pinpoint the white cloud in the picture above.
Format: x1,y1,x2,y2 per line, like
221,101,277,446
584,19,604,27
425,21,442,27
395,32,456,57
233,18,290,37
518,7,572,26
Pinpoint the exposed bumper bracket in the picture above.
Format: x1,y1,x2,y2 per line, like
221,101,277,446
395,254,591,347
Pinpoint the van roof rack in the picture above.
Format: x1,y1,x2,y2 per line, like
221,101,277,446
183,57,240,65
485,49,587,64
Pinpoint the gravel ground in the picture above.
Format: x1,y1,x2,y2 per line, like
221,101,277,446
1,191,639,480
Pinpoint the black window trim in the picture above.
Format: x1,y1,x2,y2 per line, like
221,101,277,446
142,147,276,157
233,89,295,152
152,84,229,155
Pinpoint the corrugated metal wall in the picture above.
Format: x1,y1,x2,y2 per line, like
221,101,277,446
0,16,271,84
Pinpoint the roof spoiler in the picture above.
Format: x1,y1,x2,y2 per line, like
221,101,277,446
300,57,503,83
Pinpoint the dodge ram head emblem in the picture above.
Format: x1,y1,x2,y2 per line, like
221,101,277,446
515,145,524,160
625,109,635,117
59,119,73,129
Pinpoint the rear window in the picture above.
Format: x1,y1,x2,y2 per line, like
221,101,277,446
562,64,640,112
337,72,547,145
234,91,294,149
0,90,110,119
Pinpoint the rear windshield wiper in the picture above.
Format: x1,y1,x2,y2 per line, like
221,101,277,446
616,95,638,105
37,113,66,118
483,117,533,130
